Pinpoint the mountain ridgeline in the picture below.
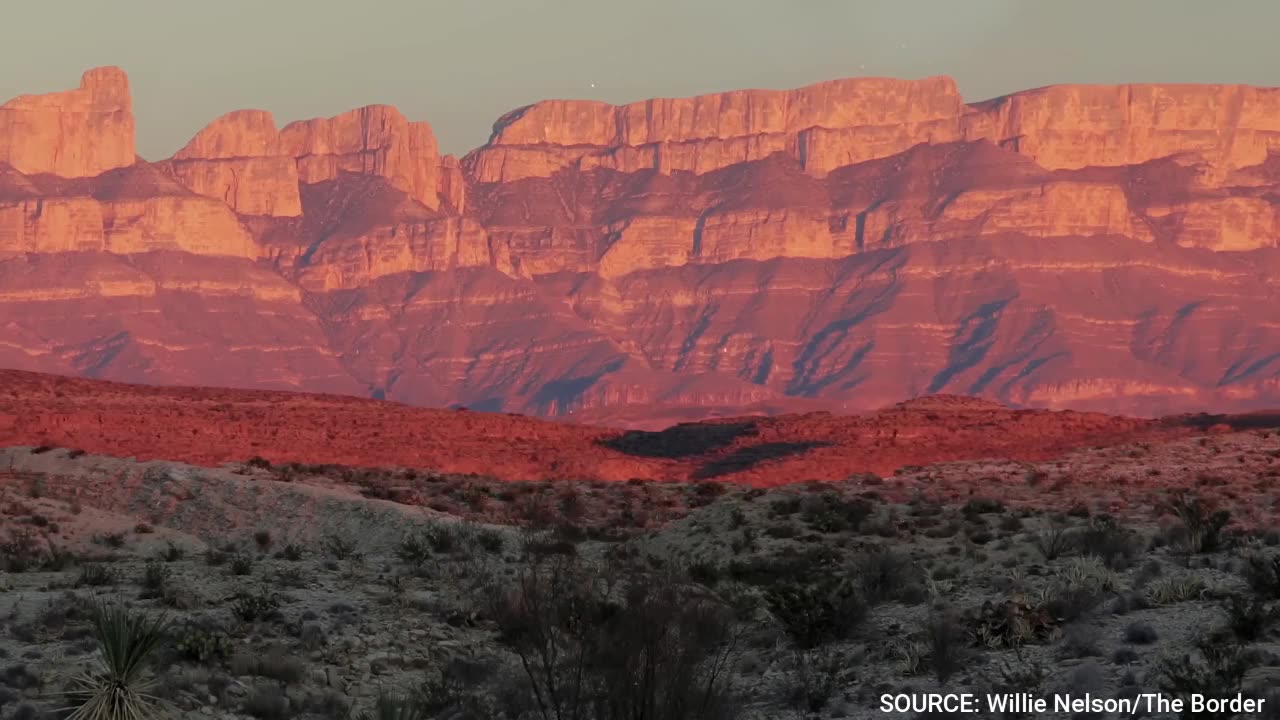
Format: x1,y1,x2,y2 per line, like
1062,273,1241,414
1,68,1278,421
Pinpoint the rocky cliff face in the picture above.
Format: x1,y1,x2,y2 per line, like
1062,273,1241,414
0,67,136,179
1,68,1278,422
161,110,302,217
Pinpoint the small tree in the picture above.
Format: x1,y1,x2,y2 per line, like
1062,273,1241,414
490,551,741,720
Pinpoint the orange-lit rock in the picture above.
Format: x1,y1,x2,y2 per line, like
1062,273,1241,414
968,84,1280,176
467,77,966,182
296,217,496,291
0,67,135,178
280,105,440,210
3,68,1280,422
1150,197,1280,251
0,165,255,258
163,110,302,217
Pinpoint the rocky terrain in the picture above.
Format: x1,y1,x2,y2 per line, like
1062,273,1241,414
1,69,1278,420
5,369,1280,494
1,408,1280,719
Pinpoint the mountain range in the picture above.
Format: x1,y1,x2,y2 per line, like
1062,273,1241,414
2,68,1278,422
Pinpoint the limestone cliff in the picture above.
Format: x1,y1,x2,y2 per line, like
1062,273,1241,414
466,79,1280,185
280,105,442,210
2,68,1280,421
162,110,302,217
0,165,255,258
0,67,135,178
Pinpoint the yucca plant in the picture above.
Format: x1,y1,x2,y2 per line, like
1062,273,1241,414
61,600,170,720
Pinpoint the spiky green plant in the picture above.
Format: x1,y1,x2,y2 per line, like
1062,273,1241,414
62,600,170,720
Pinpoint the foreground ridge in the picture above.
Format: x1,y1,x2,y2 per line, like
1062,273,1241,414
3,369,1276,486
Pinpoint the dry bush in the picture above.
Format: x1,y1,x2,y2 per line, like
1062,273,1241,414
488,551,742,720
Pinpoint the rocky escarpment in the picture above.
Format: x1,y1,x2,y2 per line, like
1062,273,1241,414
0,67,1278,421
0,67,136,178
466,79,1280,181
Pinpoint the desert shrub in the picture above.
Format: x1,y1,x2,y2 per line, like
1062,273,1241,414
272,566,308,590
0,665,41,691
76,564,117,588
1042,557,1118,622
851,548,926,605
231,588,282,623
1,528,41,573
799,493,874,533
1076,515,1140,569
425,523,461,554
962,497,1005,517
1221,595,1279,643
245,456,273,470
688,481,727,508
489,553,741,720
1146,574,1206,606
1157,635,1250,716
1167,492,1232,554
276,543,304,562
768,496,802,518
1058,622,1102,659
415,656,498,718
252,530,273,553
396,531,433,568
171,622,231,664
766,578,867,650
998,514,1024,533
1032,521,1076,561
1123,621,1159,645
41,545,77,571
138,561,171,599
157,542,184,563
687,561,721,586
1112,647,1140,666
323,532,360,560
96,532,126,549
1242,552,1280,600
783,649,846,714
229,552,255,576
475,528,506,554
924,609,969,684
969,598,1056,649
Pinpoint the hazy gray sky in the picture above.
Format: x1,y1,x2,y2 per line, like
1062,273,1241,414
4,1,1279,160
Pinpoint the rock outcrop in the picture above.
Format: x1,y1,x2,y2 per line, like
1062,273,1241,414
162,110,302,217
0,165,256,258
466,76,967,182
1,68,1279,422
0,67,135,178
280,105,443,210
466,79,1280,184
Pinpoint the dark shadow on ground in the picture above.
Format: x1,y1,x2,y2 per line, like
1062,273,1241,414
600,421,759,459
694,441,833,479
1164,411,1280,431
